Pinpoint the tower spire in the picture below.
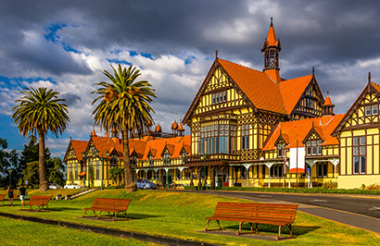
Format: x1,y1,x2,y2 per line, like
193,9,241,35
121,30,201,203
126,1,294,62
262,18,281,83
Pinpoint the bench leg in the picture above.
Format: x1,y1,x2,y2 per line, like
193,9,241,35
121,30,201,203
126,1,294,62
204,220,222,231
97,211,102,219
276,226,283,240
249,223,255,233
288,224,295,237
237,222,243,235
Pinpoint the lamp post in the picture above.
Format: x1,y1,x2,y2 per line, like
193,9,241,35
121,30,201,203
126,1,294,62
8,169,13,187
203,153,206,189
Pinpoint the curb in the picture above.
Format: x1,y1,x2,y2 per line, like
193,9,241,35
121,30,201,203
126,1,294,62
0,211,216,246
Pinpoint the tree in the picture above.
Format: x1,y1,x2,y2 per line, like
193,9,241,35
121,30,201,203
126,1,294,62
0,138,19,187
12,87,69,192
47,157,65,186
109,166,124,186
92,64,156,192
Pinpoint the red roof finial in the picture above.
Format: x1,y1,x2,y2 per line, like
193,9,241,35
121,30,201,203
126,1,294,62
270,17,273,27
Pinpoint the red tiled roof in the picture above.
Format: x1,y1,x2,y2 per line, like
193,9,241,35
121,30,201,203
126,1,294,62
142,135,190,160
71,140,88,161
279,75,313,114
218,59,288,114
263,114,345,151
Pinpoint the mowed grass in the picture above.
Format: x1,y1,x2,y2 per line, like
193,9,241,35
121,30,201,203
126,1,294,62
0,216,158,246
0,189,379,246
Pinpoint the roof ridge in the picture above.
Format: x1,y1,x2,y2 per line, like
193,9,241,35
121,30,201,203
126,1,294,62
279,74,312,83
218,58,263,73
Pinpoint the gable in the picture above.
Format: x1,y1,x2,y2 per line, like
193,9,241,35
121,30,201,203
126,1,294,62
182,61,252,124
333,83,380,135
283,76,324,118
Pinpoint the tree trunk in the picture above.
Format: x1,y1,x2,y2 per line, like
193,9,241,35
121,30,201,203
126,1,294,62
121,126,136,192
38,130,48,192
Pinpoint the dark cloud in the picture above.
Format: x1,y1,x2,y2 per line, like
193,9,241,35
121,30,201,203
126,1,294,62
61,93,81,106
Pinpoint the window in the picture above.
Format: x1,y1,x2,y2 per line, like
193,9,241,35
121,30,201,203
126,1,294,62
306,140,322,156
181,151,187,164
241,124,249,150
317,163,328,177
176,170,180,180
163,153,170,165
147,170,153,180
130,156,137,166
95,161,99,180
110,154,118,167
212,91,227,105
277,143,286,158
149,155,154,166
240,167,247,179
184,169,191,180
200,124,236,154
353,136,366,174
270,165,284,178
372,105,378,115
306,98,314,108
365,106,371,116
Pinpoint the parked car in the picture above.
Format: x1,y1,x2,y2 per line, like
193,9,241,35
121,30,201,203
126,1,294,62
64,183,83,189
48,183,62,189
134,179,156,189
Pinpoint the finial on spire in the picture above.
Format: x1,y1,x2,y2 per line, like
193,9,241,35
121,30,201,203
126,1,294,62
270,17,273,26
215,50,218,59
312,67,315,76
368,72,371,84
327,90,329,96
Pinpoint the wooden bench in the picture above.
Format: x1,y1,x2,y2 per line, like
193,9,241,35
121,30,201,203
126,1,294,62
24,195,51,211
83,198,130,221
205,202,298,240
0,194,5,205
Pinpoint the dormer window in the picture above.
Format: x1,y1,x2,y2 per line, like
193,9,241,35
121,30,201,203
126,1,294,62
277,143,286,158
110,154,118,167
163,152,170,165
306,140,322,156
149,155,154,166
181,151,187,164
130,156,137,166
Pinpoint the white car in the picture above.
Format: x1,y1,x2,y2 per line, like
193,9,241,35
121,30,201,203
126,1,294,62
64,183,83,189
48,183,62,189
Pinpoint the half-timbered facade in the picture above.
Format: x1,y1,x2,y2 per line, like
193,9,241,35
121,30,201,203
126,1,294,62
332,78,380,188
64,125,192,187
182,19,327,187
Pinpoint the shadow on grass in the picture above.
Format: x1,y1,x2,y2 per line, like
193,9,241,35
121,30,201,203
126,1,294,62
220,224,320,237
49,207,82,211
126,213,162,220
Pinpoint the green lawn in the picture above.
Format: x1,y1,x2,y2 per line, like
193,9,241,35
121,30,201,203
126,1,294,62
0,216,158,246
0,189,379,246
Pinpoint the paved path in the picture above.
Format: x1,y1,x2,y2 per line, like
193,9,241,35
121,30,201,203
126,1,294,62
174,190,380,234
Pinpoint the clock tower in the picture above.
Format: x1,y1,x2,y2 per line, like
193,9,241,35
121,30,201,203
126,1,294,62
262,18,281,82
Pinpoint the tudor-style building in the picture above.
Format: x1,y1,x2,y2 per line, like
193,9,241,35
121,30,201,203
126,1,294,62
182,19,327,187
332,75,380,188
64,124,191,187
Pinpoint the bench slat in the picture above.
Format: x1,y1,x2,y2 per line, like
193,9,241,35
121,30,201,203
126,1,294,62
205,202,298,240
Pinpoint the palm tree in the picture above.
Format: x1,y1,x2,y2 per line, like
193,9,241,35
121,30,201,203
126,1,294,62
12,87,69,192
92,64,156,192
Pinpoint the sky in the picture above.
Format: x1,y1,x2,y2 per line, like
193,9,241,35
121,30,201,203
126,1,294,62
1,0,380,158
